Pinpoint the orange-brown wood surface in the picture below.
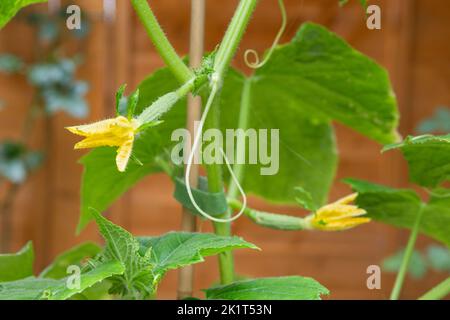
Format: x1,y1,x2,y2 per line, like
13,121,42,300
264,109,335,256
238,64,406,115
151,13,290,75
0,0,448,299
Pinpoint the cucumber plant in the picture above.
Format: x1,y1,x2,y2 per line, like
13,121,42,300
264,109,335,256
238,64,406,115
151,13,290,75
0,0,448,300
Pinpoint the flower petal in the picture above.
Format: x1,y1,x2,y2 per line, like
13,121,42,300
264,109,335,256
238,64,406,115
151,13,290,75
66,116,131,137
334,193,358,205
115,137,134,172
318,217,371,231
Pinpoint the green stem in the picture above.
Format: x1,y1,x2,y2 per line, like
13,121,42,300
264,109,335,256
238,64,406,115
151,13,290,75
205,91,235,284
418,277,450,300
227,79,252,199
131,0,193,84
204,0,258,285
390,205,425,300
228,198,308,230
137,78,195,124
213,0,259,79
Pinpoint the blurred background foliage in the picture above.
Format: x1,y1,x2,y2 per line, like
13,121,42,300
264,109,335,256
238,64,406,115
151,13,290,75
0,4,90,252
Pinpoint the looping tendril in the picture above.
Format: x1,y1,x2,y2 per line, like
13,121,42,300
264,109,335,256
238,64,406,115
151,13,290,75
244,0,287,69
184,75,247,223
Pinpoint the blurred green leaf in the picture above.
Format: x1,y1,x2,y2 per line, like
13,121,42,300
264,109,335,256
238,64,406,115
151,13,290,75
39,242,101,279
345,179,450,246
42,80,89,118
0,54,24,73
427,245,450,272
383,134,450,188
0,0,48,29
0,140,43,183
28,59,75,87
0,242,34,282
205,276,329,300
416,107,450,134
382,248,427,279
28,59,89,118
0,261,124,300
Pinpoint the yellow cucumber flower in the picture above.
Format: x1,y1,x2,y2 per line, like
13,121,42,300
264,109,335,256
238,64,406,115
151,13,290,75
66,116,141,172
305,193,370,231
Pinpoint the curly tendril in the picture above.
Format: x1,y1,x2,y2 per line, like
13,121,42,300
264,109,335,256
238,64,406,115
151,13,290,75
244,0,287,69
184,73,247,223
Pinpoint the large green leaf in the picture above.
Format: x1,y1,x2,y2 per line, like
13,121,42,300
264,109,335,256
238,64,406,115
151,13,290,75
77,67,184,232
220,22,398,206
383,134,450,188
0,242,34,282
345,179,450,246
90,210,155,299
40,242,101,279
138,232,258,277
204,276,329,300
0,0,47,29
0,261,124,300
254,23,399,144
45,261,124,300
0,277,59,300
220,71,337,207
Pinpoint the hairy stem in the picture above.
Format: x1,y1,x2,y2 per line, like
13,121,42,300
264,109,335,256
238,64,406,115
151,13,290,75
390,205,425,300
418,277,450,300
131,0,193,84
205,0,259,285
214,0,259,78
205,91,235,284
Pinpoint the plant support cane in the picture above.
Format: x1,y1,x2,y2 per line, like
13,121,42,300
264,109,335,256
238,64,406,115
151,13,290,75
177,0,205,300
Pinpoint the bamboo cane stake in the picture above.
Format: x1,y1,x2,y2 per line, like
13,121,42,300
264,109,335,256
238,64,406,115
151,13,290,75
177,0,205,300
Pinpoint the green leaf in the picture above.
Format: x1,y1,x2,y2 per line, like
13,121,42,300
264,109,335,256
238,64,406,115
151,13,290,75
220,70,337,208
77,144,159,232
382,249,427,279
137,232,258,277
90,210,155,299
45,261,124,300
0,261,124,300
0,242,34,282
221,22,398,206
345,179,450,246
204,276,329,300
254,23,398,144
383,134,450,188
0,0,48,29
40,242,101,279
77,66,184,232
0,277,59,300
